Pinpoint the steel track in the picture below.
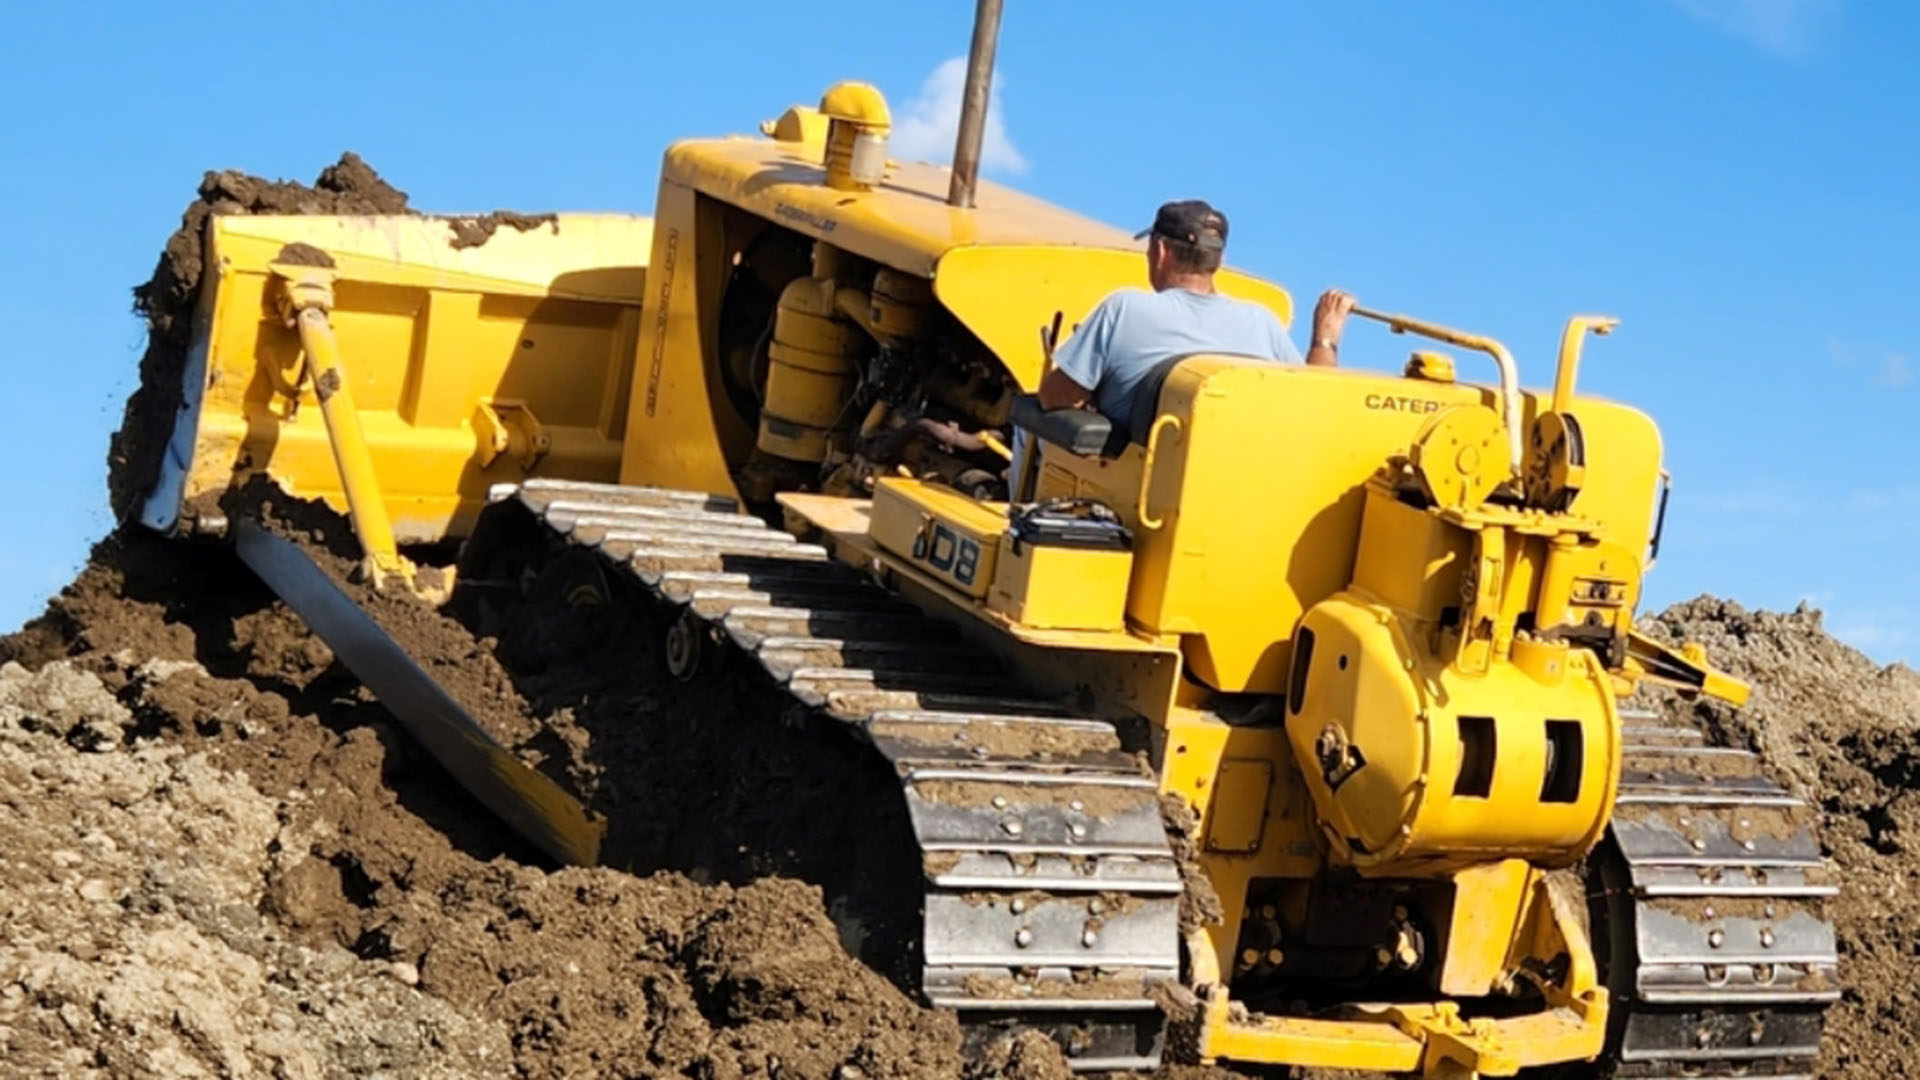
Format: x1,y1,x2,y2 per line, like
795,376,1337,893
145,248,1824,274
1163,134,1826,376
499,478,1181,1072
1601,709,1840,1078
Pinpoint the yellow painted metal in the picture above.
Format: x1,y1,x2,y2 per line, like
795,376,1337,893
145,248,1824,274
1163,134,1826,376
1624,631,1752,705
818,81,892,191
758,273,867,461
1203,1013,1424,1073
1351,306,1524,480
985,531,1131,631
1106,357,1664,694
269,261,409,586
761,104,830,145
1204,759,1273,854
1198,981,1604,1077
615,132,1299,497
1289,594,1619,871
162,213,650,542
1160,709,1319,980
1289,478,1622,873
1409,405,1510,510
1553,315,1618,413
1437,859,1535,995
868,479,1005,599
1136,414,1181,530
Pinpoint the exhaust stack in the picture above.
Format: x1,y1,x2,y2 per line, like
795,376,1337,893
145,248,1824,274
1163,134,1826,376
947,0,1005,209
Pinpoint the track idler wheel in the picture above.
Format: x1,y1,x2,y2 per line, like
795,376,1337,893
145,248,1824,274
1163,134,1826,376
665,609,707,681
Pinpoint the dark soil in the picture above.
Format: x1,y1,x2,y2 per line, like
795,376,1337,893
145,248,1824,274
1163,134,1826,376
445,212,560,250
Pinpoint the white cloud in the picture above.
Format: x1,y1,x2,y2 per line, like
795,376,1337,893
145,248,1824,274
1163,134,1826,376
1877,354,1913,389
1668,0,1840,59
891,57,1028,175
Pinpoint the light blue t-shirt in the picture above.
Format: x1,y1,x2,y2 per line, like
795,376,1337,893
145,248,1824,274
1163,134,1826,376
1051,287,1302,426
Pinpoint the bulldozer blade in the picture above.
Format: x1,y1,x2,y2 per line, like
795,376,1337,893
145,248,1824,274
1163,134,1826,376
141,212,652,546
233,520,603,866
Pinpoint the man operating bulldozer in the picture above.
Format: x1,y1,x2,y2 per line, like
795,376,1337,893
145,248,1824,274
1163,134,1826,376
1039,199,1358,421
1011,199,1358,483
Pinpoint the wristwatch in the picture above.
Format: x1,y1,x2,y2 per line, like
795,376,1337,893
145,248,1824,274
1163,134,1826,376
1314,337,1338,351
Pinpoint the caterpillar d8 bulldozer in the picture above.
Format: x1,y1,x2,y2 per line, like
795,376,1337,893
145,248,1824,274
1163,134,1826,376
126,7,1838,1075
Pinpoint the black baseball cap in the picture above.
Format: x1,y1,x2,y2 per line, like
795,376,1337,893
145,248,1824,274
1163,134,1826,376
1135,199,1228,251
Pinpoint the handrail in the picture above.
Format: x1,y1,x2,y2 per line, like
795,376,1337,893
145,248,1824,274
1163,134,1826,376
1137,414,1182,530
1351,306,1523,480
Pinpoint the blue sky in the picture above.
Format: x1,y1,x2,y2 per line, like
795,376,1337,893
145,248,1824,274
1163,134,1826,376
1,0,1914,661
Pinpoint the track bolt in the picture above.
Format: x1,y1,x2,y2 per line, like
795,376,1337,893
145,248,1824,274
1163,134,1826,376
1088,898,1106,916
1678,817,1691,827
1765,903,1777,918
1704,905,1717,919
991,796,1009,810
1082,928,1099,948
1739,818,1751,830
1069,823,1089,840
1760,928,1776,949
1011,898,1028,914
1750,1029,1765,1046
1069,800,1085,812
1002,818,1023,837
1742,839,1757,851
1014,928,1034,948
971,746,990,760
1708,930,1726,949
1691,837,1708,851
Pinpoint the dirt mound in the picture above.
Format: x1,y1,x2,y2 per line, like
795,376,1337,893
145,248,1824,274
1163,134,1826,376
0,659,510,1077
1640,596,1920,1079
0,527,988,1078
107,154,412,524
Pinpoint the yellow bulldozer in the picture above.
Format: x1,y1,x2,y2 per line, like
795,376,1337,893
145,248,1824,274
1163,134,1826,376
124,7,1837,1075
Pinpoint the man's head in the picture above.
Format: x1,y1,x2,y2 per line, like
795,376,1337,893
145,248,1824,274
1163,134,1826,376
1137,199,1227,289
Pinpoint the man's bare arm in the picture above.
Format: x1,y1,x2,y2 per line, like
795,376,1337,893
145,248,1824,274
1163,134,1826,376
1305,288,1357,367
1038,368,1094,410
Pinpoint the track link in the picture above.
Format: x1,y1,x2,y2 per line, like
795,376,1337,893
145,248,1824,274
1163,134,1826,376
501,479,1180,1071
1604,709,1839,1078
